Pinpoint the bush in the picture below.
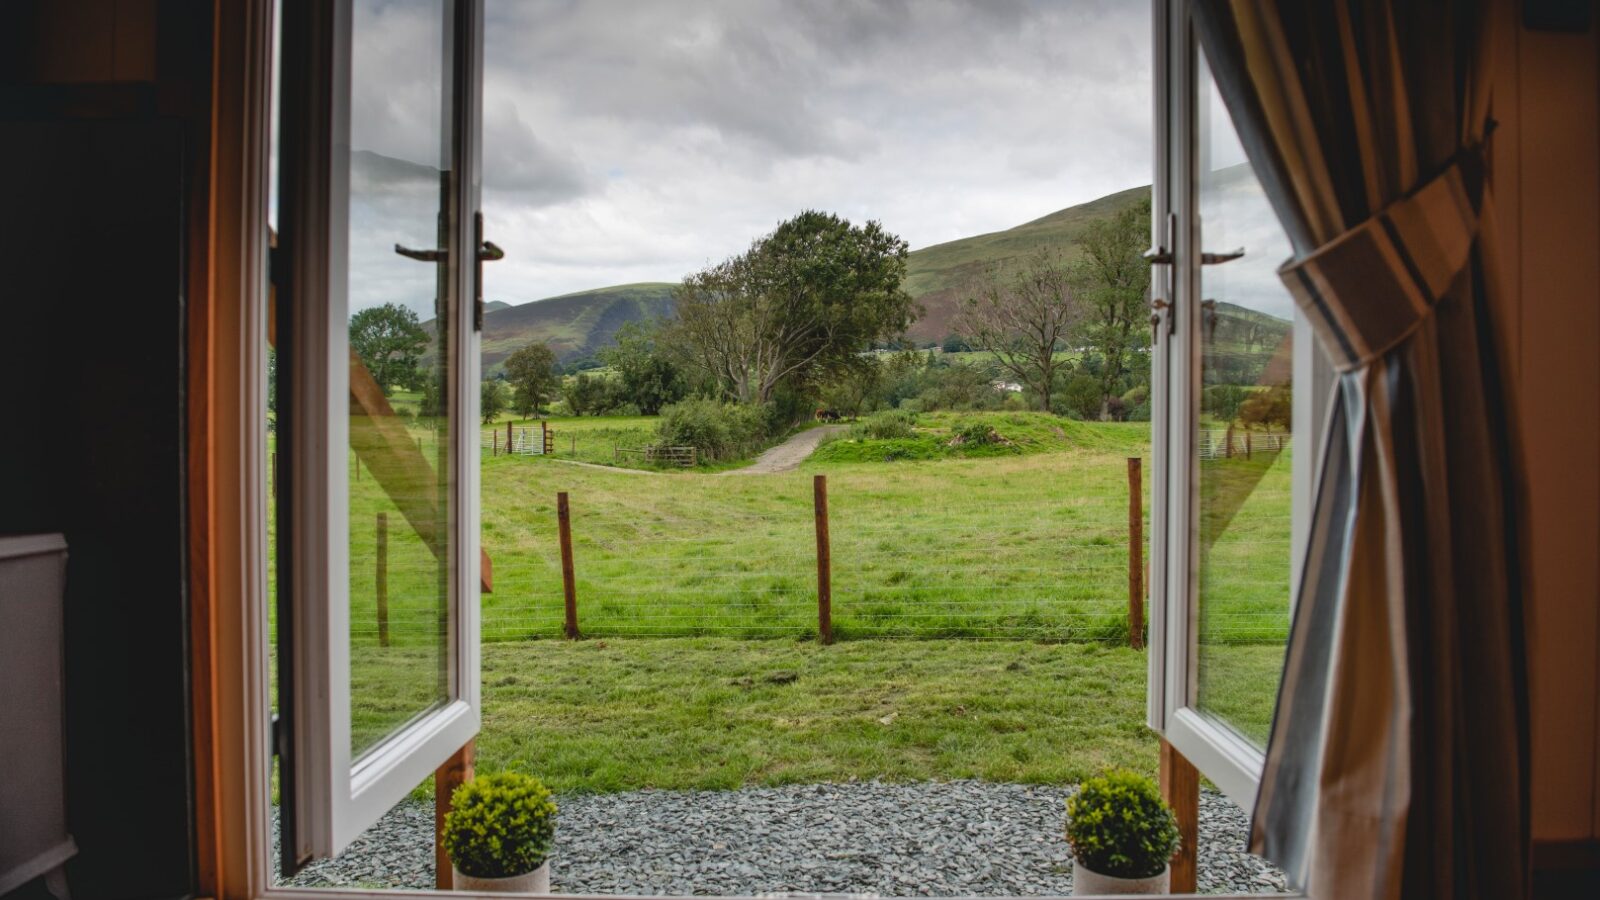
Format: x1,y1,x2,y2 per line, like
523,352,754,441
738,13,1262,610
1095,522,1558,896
481,379,509,424
950,420,997,445
656,398,771,460
441,772,558,879
1053,374,1103,420
851,409,918,440
1065,769,1180,879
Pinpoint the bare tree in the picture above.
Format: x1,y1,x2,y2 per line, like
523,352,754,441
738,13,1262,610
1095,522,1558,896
956,250,1083,412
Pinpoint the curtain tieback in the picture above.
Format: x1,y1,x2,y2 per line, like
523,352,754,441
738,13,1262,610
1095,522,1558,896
1278,157,1482,372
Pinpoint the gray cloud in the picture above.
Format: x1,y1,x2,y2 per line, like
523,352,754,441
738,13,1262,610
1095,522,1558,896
347,0,1160,311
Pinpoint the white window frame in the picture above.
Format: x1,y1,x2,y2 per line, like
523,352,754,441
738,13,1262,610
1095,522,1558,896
1147,0,1329,811
278,0,483,860
207,1,1305,896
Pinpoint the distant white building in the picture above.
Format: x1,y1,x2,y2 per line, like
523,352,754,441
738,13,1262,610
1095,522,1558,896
992,380,1023,393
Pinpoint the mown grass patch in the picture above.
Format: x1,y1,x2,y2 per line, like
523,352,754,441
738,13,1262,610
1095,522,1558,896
472,637,1160,793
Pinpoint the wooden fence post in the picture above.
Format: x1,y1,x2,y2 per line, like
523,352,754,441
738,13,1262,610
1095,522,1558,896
434,739,475,889
507,420,513,454
558,492,578,639
1127,457,1144,650
1160,738,1200,893
375,512,390,648
814,474,833,645
1246,430,1253,459
492,430,498,456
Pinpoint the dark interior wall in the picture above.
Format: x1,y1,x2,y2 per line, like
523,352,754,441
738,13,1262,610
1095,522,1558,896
1,4,210,899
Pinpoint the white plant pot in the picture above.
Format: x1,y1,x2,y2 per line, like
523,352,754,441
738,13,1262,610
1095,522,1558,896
1072,859,1169,895
452,860,551,893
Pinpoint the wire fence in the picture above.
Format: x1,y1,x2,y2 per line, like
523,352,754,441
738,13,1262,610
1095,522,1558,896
335,453,1296,646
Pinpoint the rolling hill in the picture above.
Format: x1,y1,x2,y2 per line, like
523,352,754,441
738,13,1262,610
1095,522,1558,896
476,282,676,372
898,182,1150,341
469,181,1298,369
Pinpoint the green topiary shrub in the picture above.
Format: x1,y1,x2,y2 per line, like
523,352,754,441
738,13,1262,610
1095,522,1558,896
1065,769,1180,879
441,772,558,879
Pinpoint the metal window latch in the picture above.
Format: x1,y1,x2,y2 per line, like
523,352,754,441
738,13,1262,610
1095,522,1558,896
1143,246,1174,266
1146,245,1175,341
1201,247,1245,265
1145,212,1178,342
1150,298,1172,343
394,218,506,333
393,243,444,262
475,212,504,332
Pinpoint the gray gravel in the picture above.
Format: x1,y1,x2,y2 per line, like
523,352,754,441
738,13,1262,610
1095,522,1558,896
275,781,1287,895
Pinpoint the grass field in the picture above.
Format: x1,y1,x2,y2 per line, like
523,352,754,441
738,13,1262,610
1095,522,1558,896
292,409,1291,767
478,414,815,471
476,638,1157,792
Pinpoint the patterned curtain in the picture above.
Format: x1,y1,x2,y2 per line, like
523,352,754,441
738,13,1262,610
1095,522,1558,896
1189,2,1530,898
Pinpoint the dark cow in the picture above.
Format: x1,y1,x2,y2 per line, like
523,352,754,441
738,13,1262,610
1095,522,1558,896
815,408,842,422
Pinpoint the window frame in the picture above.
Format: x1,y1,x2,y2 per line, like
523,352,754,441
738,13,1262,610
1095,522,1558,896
1147,0,1327,811
205,1,1305,896
276,0,484,861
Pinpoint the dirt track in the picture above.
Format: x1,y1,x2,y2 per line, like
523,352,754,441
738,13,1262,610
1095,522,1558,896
719,425,846,475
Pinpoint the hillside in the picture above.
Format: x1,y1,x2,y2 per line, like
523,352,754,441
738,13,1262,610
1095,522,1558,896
900,183,1150,341
477,282,676,371
471,181,1159,364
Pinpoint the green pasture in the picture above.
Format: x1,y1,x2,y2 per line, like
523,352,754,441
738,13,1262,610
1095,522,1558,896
281,409,1291,767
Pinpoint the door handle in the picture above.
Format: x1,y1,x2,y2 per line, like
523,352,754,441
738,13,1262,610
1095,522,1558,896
1201,247,1245,265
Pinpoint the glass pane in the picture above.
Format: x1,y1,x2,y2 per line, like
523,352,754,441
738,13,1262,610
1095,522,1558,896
1193,49,1293,747
347,0,456,758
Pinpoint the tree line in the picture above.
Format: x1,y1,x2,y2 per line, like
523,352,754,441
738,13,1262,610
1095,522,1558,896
350,197,1295,447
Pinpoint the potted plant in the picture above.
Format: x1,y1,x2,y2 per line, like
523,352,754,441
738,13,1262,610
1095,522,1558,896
1064,769,1181,895
441,772,558,892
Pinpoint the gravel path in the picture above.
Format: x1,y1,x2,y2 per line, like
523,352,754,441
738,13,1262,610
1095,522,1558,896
720,425,846,475
276,781,1287,895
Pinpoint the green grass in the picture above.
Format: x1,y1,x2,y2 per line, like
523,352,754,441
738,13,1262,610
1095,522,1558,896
812,411,1148,464
283,409,1290,774
479,414,801,471
481,415,661,467
472,415,1162,644
461,413,1289,648
473,638,1161,793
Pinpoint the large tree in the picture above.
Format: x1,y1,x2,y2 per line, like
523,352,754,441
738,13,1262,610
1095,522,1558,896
503,342,559,417
955,249,1082,413
349,302,430,396
1072,196,1152,418
598,320,686,415
670,211,914,405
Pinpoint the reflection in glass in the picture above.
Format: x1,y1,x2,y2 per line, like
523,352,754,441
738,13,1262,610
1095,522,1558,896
1193,49,1293,747
347,0,455,758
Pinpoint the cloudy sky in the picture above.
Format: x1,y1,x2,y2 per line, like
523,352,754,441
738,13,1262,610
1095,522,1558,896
473,0,1154,306
341,0,1293,323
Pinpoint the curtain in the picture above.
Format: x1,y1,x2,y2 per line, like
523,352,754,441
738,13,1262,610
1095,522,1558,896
1190,2,1529,898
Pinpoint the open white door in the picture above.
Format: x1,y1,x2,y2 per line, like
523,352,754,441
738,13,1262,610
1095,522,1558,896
1147,0,1328,810
276,0,484,863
